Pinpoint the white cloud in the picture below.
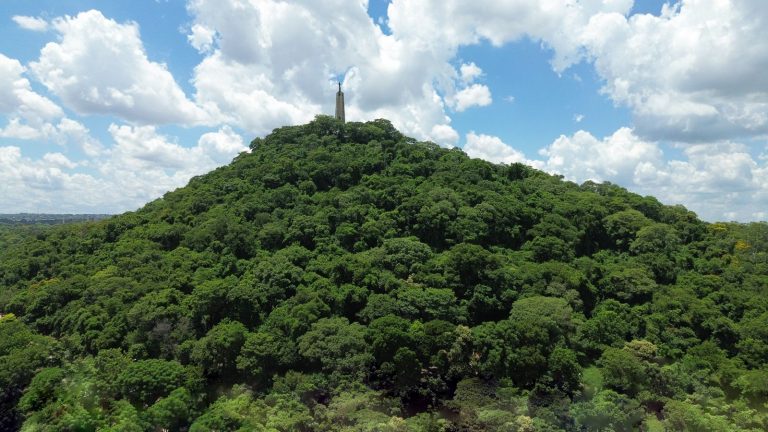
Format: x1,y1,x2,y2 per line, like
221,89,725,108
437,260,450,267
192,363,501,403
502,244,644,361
188,23,217,53
0,55,25,113
0,145,105,212
0,124,248,214
186,0,464,140
108,124,193,170
184,0,634,140
538,127,663,185
535,128,768,222
459,62,482,83
580,0,768,142
192,51,319,133
42,152,77,169
197,125,246,163
0,54,62,123
379,0,768,144
463,131,529,165
107,124,246,172
459,126,768,221
430,124,460,147
30,10,208,125
12,16,49,32
387,0,633,72
0,53,109,162
574,114,584,123
0,119,44,140
450,84,492,112
3,2,767,221
0,53,94,145
56,118,104,156
101,124,247,210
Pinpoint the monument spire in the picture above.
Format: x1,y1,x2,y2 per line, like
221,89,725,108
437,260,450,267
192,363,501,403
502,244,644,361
335,81,345,123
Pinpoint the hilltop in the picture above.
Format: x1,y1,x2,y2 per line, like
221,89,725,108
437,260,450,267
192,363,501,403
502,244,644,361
1,116,767,431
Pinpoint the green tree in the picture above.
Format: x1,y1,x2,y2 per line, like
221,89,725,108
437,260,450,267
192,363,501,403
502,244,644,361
191,320,248,378
603,209,652,250
145,387,196,431
367,314,415,364
237,331,298,385
17,367,65,413
547,347,581,395
116,359,190,406
598,266,657,303
572,390,644,431
297,317,373,377
3,117,768,429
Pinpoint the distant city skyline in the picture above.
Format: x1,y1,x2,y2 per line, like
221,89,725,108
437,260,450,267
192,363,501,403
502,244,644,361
0,0,767,222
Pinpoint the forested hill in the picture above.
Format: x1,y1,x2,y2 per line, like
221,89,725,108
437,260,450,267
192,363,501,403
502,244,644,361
1,116,767,431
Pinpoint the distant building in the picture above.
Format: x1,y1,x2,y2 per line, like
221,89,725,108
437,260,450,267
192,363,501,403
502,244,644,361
335,82,345,123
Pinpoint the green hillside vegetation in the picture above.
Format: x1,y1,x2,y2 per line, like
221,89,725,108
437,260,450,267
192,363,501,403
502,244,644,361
1,116,767,431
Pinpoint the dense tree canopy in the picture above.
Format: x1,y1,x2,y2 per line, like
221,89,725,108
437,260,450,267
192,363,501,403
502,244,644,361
1,116,767,430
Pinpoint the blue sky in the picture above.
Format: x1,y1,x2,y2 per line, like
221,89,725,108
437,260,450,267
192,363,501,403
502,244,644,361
1,1,767,221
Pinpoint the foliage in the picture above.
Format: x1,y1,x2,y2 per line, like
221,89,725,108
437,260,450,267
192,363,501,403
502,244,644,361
0,116,766,430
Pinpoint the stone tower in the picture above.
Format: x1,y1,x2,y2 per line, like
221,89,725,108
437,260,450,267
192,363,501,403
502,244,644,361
335,82,345,123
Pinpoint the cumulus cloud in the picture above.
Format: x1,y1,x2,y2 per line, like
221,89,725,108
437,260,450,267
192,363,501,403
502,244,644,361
187,0,710,142
191,0,746,145
56,118,104,156
0,125,248,213
580,0,768,142
387,0,633,72
630,142,768,221
538,127,663,185
450,84,492,112
186,0,452,138
106,124,247,176
463,131,530,165
0,54,62,123
532,128,768,222
107,124,247,209
457,126,768,221
197,126,246,163
0,145,105,212
30,10,207,125
0,53,99,147
12,16,48,32
4,1,768,220
188,23,216,53
1,9,248,214
0,53,108,166
42,152,77,169
382,0,768,144
459,62,482,83
186,0,585,138
430,124,460,147
108,124,194,170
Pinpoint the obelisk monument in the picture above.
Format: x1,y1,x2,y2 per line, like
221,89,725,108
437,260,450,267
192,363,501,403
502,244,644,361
335,82,345,123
